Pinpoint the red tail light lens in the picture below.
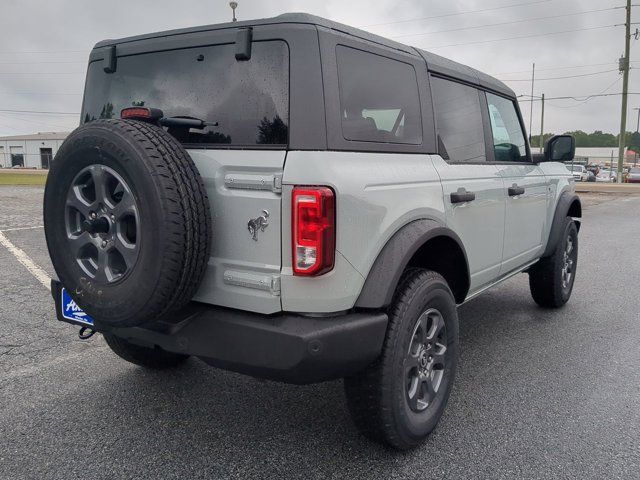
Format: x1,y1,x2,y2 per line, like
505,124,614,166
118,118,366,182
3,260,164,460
120,107,163,122
121,107,153,119
292,186,335,276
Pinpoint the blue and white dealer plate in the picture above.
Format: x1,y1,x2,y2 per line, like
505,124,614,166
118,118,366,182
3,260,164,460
61,287,94,326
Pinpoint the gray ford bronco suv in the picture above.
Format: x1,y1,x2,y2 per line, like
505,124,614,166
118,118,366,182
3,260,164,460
44,13,581,450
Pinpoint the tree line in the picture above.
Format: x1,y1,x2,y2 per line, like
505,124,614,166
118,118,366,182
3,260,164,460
529,130,640,151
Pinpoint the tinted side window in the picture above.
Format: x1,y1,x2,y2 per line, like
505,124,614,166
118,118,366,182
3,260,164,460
486,93,527,162
431,76,485,163
82,41,289,147
336,46,422,145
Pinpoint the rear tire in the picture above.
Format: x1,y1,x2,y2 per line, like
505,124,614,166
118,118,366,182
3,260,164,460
529,217,578,308
103,333,189,369
344,269,459,450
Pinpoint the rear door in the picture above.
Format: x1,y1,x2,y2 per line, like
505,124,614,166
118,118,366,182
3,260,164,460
81,32,291,314
429,75,506,291
483,92,549,273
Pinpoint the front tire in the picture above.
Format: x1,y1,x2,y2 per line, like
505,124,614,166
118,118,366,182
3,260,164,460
344,269,459,450
529,217,578,308
103,333,189,369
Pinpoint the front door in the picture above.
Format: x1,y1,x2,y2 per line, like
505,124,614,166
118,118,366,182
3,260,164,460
430,76,506,292
484,92,549,273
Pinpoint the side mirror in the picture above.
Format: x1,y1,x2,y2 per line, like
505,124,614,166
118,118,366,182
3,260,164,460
543,135,575,162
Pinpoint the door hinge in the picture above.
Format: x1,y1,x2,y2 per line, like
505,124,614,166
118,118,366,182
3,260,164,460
272,174,283,193
223,172,283,194
271,275,281,295
223,270,281,296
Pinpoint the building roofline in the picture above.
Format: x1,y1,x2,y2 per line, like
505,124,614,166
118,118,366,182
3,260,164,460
0,132,70,141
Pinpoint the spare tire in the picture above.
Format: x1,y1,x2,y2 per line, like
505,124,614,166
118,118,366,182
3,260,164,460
44,119,211,328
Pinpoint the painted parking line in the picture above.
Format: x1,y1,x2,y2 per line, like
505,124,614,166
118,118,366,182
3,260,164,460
0,225,44,232
0,230,51,291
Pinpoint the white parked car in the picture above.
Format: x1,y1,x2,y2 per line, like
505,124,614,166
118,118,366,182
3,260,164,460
567,164,586,181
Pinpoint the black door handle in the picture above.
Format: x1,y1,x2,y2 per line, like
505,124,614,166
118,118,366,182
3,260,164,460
508,184,525,196
450,188,476,204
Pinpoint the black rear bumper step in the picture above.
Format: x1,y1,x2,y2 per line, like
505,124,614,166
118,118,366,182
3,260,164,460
52,280,388,384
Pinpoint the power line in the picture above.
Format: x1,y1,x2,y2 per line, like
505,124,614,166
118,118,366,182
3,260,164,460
544,77,623,108
0,113,74,130
0,109,79,115
490,61,632,75
518,92,640,102
0,61,85,65
0,92,81,96
361,0,553,28
499,68,621,82
426,24,621,49
0,50,85,54
0,72,85,75
391,7,621,39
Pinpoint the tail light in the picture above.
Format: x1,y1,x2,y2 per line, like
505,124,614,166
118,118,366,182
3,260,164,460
292,186,335,276
120,107,163,122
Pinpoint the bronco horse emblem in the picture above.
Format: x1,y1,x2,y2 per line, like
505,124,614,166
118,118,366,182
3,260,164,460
248,209,269,241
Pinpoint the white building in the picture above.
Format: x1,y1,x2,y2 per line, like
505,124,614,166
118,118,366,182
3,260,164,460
0,132,69,169
573,147,626,167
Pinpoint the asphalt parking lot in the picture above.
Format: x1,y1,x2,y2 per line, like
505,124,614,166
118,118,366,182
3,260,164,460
1,186,639,479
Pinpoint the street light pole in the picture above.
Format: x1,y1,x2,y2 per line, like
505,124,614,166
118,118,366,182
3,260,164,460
229,1,238,22
529,63,535,143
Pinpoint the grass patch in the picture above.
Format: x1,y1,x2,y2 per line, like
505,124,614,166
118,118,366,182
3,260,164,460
0,171,48,186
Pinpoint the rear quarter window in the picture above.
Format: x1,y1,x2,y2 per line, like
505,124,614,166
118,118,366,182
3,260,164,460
82,41,289,148
336,45,422,145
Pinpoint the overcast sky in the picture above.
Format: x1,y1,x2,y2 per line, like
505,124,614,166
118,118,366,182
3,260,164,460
0,0,637,137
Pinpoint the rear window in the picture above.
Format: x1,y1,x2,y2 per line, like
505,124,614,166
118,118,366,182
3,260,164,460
336,45,422,145
82,41,289,147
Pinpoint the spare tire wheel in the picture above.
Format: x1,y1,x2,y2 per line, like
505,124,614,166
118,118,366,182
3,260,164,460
44,119,211,328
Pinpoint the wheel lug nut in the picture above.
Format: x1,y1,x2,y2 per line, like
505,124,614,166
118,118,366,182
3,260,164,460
101,241,107,248
90,212,97,219
110,214,115,221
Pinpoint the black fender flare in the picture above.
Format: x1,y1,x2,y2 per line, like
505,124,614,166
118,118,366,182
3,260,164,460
542,191,582,257
355,219,470,309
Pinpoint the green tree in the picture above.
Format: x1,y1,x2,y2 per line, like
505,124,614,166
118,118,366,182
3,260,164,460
529,133,554,148
625,131,640,151
99,102,114,119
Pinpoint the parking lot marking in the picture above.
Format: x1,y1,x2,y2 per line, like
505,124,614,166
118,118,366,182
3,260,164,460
0,225,44,232
0,230,51,291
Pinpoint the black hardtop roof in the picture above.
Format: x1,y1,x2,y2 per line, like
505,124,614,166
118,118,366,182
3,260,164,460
94,12,514,98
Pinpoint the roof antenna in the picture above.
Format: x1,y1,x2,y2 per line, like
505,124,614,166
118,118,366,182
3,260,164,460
229,2,238,22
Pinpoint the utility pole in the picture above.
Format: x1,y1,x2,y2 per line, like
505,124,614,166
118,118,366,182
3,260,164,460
539,93,545,153
616,0,632,183
529,63,535,143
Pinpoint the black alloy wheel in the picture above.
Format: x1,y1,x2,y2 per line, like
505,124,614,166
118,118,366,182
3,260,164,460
66,164,140,284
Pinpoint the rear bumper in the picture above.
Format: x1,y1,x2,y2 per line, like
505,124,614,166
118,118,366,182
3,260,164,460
52,280,387,384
